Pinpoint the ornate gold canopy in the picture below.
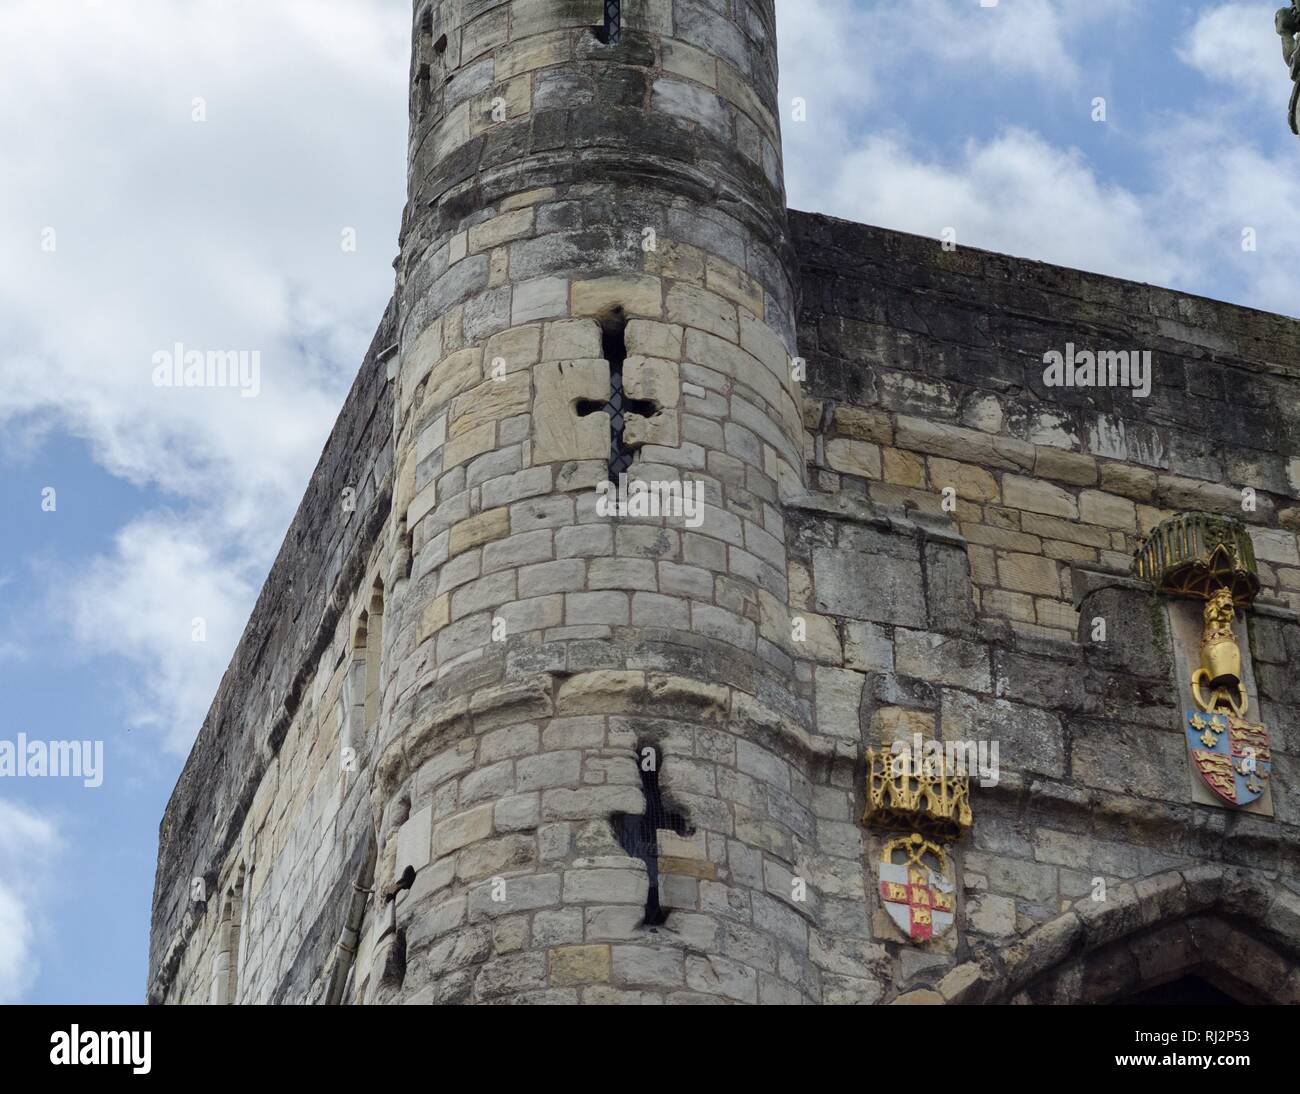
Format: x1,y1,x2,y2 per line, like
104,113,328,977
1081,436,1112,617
1132,512,1260,606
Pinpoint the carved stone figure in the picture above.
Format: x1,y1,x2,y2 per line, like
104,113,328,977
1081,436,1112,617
1192,587,1248,717
1276,4,1300,132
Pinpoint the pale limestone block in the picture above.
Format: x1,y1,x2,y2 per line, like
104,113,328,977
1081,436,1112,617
482,327,541,378
826,439,881,480
542,318,602,360
929,457,999,502
512,277,569,325
870,706,936,745
997,552,1061,596
705,254,763,315
1078,489,1137,530
644,240,706,283
665,282,738,340
432,804,494,857
624,355,679,409
531,358,610,463
551,944,612,985
424,346,484,412
449,373,530,438
571,274,662,319
661,39,717,86
442,420,495,471
468,207,535,253
1003,474,1078,519
408,480,438,527
418,594,451,642
468,76,531,139
395,806,432,874
882,447,926,488
496,31,572,81
1100,461,1158,501
1034,446,1098,486
461,7,509,63
449,508,510,555
625,319,683,360
815,666,863,741
833,405,893,445
739,308,790,377
488,246,509,288
448,231,468,266
1252,526,1300,566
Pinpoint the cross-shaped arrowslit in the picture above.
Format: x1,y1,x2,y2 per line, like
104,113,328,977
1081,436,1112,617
596,0,622,45
610,744,693,927
576,319,660,477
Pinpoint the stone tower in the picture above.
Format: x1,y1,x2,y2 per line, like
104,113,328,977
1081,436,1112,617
370,0,806,1002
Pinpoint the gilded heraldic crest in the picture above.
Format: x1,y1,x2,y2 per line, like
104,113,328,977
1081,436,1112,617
877,834,956,943
1184,588,1272,808
1185,712,1272,808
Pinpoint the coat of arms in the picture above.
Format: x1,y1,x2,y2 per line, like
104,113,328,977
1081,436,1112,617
1185,711,1272,808
1183,587,1272,809
877,834,955,943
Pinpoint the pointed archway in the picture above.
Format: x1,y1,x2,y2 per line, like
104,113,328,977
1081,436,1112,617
922,866,1300,1005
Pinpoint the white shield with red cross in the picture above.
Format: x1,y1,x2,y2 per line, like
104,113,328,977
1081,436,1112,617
878,854,955,943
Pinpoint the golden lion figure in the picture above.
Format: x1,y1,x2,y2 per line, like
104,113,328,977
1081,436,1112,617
1192,587,1248,716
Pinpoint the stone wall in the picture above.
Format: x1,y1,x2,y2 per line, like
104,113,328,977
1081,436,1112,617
147,297,396,1003
794,212,1300,636
789,211,1300,1002
148,4,1300,1005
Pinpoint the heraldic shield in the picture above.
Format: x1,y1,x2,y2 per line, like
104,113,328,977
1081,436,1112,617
878,834,955,942
1185,710,1272,807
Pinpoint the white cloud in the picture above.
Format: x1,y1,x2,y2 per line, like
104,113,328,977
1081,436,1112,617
877,0,1136,86
0,800,59,1003
62,515,257,753
776,0,875,208
1180,3,1283,104
0,0,409,750
1143,117,1300,316
806,128,1188,286
777,0,1143,246
779,0,1300,318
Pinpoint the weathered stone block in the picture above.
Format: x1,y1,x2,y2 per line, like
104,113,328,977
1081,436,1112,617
433,804,494,857
813,547,926,627
1003,475,1078,519
532,359,609,464
896,630,991,691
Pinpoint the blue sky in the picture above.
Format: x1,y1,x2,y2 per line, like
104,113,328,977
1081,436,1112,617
0,0,1296,1004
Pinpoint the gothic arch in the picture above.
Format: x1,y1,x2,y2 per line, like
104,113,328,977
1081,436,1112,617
1009,915,1293,1004
933,866,1300,1005
210,863,246,1005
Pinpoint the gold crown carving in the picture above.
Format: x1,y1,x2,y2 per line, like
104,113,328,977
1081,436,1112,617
863,745,973,842
1132,512,1260,606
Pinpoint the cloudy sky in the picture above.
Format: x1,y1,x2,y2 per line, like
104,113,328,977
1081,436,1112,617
0,0,1295,1003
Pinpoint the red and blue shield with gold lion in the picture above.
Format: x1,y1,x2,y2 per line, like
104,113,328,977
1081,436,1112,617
1185,710,1271,808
